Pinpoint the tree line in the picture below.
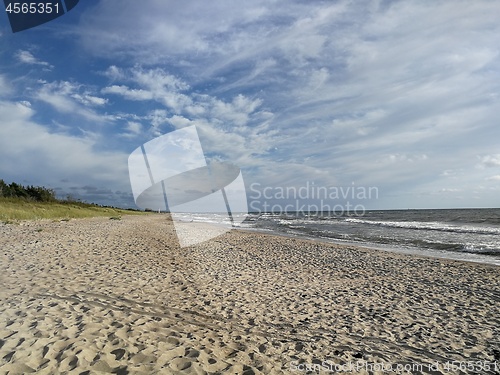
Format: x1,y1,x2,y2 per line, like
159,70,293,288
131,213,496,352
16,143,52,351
0,179,57,202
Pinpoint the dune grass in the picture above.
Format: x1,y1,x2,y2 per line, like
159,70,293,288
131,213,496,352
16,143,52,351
0,197,147,222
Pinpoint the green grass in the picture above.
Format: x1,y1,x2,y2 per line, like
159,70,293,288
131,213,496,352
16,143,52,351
0,197,147,222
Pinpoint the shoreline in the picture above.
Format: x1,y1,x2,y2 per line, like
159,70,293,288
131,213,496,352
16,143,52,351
1,215,499,374
237,227,500,267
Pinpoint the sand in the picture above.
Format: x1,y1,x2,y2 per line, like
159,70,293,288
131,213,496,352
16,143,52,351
0,215,499,374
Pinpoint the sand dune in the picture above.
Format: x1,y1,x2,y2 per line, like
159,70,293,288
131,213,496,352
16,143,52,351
0,215,499,374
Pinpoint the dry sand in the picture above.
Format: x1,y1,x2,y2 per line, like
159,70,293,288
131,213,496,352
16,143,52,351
0,215,499,374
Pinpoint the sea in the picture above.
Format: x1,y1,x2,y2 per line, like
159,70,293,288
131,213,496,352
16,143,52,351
238,208,500,266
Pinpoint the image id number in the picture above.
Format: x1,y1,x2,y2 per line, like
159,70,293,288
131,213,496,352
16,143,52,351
5,2,60,14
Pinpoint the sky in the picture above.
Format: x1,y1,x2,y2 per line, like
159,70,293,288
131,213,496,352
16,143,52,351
0,0,500,210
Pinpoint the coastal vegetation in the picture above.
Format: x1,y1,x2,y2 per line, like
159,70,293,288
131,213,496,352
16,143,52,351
0,179,144,222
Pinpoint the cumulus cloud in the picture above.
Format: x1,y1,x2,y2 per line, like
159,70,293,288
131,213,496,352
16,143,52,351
100,66,269,137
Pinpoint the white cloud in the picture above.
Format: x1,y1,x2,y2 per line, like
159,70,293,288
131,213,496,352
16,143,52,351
0,75,12,97
385,154,429,164
77,1,278,62
35,81,110,123
16,50,53,69
147,109,169,128
209,94,263,127
167,115,192,129
0,100,129,193
439,188,461,193
102,85,154,101
102,65,126,81
126,121,142,134
72,93,108,106
478,154,500,168
101,66,267,132
101,67,191,112
132,67,189,92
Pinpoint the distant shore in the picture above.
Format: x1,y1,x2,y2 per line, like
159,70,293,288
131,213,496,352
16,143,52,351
1,215,499,374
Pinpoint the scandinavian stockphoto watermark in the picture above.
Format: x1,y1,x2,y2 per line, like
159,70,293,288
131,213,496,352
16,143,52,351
128,125,248,247
249,181,378,216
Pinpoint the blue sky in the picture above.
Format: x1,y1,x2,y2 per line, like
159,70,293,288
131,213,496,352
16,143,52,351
1,0,500,210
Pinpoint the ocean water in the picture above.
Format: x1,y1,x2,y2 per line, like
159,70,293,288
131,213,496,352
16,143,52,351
239,209,500,266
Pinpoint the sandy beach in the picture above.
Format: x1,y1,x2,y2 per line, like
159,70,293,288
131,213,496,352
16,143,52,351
0,215,499,374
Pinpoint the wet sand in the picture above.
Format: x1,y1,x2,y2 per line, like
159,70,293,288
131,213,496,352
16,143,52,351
0,215,499,374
